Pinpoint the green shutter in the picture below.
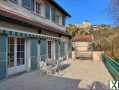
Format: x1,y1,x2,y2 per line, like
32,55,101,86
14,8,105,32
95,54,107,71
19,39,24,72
63,42,65,57
68,41,72,58
60,41,62,57
40,39,47,62
45,3,50,19
31,39,38,70
64,42,67,59
0,35,7,79
55,41,59,60
60,41,65,58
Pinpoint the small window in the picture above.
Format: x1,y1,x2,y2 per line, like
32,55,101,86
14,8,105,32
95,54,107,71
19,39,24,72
62,17,66,25
22,0,34,11
45,3,51,20
51,8,56,22
9,0,18,4
36,2,41,14
55,14,60,24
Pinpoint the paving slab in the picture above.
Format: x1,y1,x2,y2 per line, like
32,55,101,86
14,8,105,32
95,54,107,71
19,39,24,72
0,59,113,90
56,59,113,90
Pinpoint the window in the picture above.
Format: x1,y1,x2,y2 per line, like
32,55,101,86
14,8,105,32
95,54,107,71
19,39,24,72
51,8,56,22
8,37,15,67
55,14,60,24
17,38,25,66
45,3,51,20
36,2,41,14
22,0,34,11
8,37,25,67
51,8,60,24
62,17,66,25
48,41,52,59
9,0,18,4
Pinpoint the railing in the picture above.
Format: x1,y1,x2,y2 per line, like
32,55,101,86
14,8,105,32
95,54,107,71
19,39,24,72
102,54,119,80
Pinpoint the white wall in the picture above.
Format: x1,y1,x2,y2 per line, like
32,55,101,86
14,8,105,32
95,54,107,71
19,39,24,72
0,0,66,32
0,20,38,33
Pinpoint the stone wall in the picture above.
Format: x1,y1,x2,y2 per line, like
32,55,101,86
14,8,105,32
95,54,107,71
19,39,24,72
93,51,104,61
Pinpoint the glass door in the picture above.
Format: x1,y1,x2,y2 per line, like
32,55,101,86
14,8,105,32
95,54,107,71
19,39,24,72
48,41,52,59
8,37,26,75
8,37,15,68
16,38,25,66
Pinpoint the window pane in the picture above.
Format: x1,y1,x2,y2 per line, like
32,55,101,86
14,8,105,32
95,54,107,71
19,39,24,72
36,2,41,14
62,17,66,25
17,45,21,51
45,3,50,19
51,8,56,22
8,60,14,67
17,59,21,66
9,37,14,44
21,52,24,58
56,14,60,24
21,59,25,64
48,41,51,58
21,38,25,44
9,0,18,4
10,45,14,52
8,37,15,67
22,0,34,11
31,0,34,11
16,38,25,66
17,38,21,44
21,45,24,51
17,52,20,59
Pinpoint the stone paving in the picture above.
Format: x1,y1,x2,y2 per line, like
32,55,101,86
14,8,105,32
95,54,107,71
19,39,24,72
0,59,113,90
0,71,81,90
56,59,113,90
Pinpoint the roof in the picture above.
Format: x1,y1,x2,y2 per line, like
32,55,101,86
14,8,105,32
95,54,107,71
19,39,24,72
49,0,71,17
0,6,71,37
72,34,94,42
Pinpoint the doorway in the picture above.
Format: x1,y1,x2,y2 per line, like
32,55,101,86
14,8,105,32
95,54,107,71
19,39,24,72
8,37,26,75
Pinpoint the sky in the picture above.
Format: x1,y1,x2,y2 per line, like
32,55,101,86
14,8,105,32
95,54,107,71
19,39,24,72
56,0,114,25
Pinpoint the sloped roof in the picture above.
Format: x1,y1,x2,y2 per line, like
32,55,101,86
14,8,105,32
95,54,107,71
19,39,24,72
49,0,71,17
72,34,94,42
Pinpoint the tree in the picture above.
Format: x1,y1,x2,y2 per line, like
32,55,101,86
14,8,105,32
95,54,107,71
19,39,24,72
66,24,80,37
93,26,119,58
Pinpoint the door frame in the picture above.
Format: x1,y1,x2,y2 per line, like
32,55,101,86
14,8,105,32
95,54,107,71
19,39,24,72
8,37,26,75
47,40,55,61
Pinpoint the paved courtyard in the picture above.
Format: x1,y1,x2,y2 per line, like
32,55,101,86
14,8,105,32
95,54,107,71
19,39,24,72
0,59,113,90
56,59,113,90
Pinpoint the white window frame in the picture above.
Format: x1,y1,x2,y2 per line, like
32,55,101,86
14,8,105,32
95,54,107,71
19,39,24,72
48,40,52,59
35,1,41,14
9,0,18,4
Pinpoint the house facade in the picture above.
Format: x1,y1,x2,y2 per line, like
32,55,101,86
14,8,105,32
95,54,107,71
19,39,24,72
0,0,72,79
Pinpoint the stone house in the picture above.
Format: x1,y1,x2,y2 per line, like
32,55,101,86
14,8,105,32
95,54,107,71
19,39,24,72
0,0,72,79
